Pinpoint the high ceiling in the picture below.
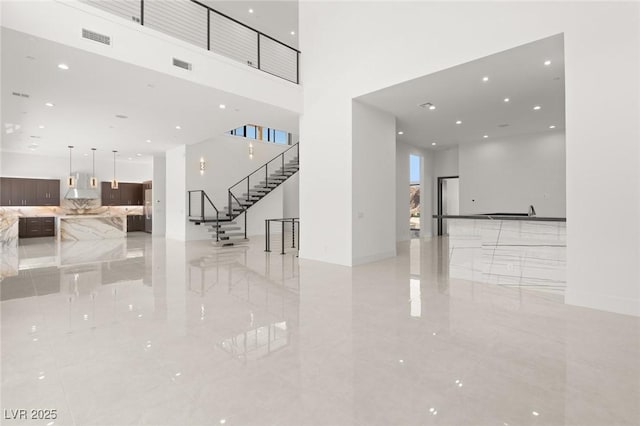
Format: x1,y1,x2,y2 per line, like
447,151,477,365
1,27,299,163
357,34,565,150
202,0,299,50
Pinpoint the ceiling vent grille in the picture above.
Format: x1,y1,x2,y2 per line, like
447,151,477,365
82,28,111,45
12,92,30,98
173,58,192,71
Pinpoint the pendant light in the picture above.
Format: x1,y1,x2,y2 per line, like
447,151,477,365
111,150,119,189
89,148,98,188
67,145,76,187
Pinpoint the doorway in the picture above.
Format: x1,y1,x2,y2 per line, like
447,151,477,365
437,176,459,236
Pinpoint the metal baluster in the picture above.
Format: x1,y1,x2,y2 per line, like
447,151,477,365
200,191,204,220
281,220,285,255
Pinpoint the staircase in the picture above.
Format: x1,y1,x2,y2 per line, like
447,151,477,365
188,143,299,247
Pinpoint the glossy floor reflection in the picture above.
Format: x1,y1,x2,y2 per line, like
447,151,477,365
1,235,639,425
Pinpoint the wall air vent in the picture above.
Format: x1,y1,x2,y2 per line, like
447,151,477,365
173,58,192,71
82,28,111,46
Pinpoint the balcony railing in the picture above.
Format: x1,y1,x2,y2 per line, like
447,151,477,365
82,0,300,83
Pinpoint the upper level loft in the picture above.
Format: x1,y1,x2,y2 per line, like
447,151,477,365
80,0,300,84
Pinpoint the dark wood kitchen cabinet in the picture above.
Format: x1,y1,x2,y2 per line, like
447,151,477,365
18,217,55,238
101,182,143,206
101,182,121,206
0,178,60,206
126,214,144,232
120,183,143,205
36,179,60,206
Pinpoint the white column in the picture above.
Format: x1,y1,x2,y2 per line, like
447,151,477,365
165,145,186,241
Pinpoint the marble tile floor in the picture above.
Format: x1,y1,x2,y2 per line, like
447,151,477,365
1,235,639,425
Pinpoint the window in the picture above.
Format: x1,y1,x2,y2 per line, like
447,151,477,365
226,124,291,146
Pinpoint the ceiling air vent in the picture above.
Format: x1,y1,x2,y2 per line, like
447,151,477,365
173,58,192,71
82,28,111,46
12,92,30,98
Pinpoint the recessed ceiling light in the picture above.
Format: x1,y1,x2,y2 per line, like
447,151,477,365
456,120,462,125
128,157,133,160
397,131,404,135
58,63,69,70
175,125,181,130
483,135,489,138
549,125,556,129
83,153,89,156
45,102,54,107
146,139,151,143
431,142,437,146
136,153,142,157
544,60,551,66
503,98,510,102
533,105,541,110
482,76,489,82
38,125,45,129
219,104,226,109
248,8,254,13
429,104,436,110
290,31,295,36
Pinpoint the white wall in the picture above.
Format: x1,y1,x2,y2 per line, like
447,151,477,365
421,147,435,238
352,101,396,265
433,147,459,180
165,145,186,241
458,130,566,216
396,142,411,242
1,0,302,115
185,135,294,239
283,172,299,218
1,151,151,182
152,155,166,236
300,2,640,316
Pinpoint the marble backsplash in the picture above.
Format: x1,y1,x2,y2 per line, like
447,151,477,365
0,200,143,218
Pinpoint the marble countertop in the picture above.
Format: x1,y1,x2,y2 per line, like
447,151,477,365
432,214,566,222
58,214,127,219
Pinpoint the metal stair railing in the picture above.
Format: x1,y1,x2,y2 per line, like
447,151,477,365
187,190,221,242
227,143,299,239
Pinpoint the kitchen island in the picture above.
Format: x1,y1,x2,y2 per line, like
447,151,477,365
433,214,566,294
57,214,126,241
0,213,19,278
